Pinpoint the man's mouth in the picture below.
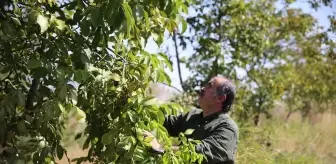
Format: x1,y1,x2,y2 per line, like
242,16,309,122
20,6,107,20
197,89,204,96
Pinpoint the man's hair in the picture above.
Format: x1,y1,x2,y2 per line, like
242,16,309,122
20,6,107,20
215,77,236,113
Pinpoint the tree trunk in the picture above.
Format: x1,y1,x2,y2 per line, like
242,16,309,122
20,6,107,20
285,111,293,121
254,114,260,126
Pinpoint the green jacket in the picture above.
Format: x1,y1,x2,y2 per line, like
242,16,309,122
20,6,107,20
163,109,239,164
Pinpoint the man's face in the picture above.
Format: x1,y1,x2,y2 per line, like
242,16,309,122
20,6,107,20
198,77,227,110
198,78,218,109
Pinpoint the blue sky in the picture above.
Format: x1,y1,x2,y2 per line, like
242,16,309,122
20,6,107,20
144,1,335,91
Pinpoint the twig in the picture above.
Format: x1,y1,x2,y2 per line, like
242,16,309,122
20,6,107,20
64,150,71,164
106,47,128,63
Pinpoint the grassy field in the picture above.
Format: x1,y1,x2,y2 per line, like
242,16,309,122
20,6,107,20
236,110,336,164
56,110,336,164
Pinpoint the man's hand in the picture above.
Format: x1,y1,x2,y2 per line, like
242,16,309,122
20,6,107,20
142,130,179,153
142,131,164,153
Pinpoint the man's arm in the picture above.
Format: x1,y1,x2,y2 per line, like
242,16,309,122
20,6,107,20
163,113,186,137
195,125,238,164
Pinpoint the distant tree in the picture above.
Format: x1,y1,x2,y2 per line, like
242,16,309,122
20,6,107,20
172,0,336,125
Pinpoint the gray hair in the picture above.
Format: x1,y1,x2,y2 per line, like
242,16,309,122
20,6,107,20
215,78,236,113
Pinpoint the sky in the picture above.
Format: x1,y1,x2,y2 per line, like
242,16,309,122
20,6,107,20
144,0,336,92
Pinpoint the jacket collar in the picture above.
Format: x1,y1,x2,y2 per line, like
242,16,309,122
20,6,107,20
200,110,230,122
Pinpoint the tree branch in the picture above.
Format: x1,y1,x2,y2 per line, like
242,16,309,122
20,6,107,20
173,30,184,91
159,82,183,93
25,78,40,112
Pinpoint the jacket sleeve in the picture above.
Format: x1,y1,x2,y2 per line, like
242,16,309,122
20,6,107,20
163,113,186,137
195,124,238,164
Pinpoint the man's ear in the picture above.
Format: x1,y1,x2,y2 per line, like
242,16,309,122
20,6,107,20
217,94,227,103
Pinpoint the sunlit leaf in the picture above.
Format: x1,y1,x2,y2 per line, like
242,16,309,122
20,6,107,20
74,106,86,122
184,129,194,135
121,2,134,36
181,18,187,34
36,14,49,33
58,103,65,113
109,73,121,81
11,17,21,25
143,136,154,143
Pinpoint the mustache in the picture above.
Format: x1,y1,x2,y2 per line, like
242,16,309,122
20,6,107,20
196,89,204,96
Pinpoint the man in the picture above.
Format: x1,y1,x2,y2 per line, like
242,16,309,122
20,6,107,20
144,76,239,164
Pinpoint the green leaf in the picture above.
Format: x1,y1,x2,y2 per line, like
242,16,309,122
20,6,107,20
80,53,90,63
55,19,66,30
80,20,90,36
127,111,137,122
157,110,165,124
58,103,65,113
166,19,177,33
75,107,86,121
173,156,179,164
121,2,134,36
133,5,144,20
70,89,78,105
109,73,121,81
142,97,159,106
28,10,39,24
25,114,33,123
17,91,26,107
17,120,28,135
36,14,49,33
157,69,165,82
57,145,64,159
180,4,188,14
144,10,149,29
158,53,173,71
163,155,169,164
0,65,10,80
108,8,119,26
90,7,100,27
27,59,42,69
59,85,67,100
286,0,296,4
14,160,25,164
33,67,49,78
92,31,101,46
2,22,15,38
181,18,187,34
184,129,194,135
45,104,55,121
11,17,21,25
143,136,154,143
179,56,187,63
162,70,171,84
102,131,116,145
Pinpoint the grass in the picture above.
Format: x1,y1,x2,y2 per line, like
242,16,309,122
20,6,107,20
236,111,336,164
56,111,336,163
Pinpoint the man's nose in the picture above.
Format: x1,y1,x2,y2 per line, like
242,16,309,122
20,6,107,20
200,88,205,94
